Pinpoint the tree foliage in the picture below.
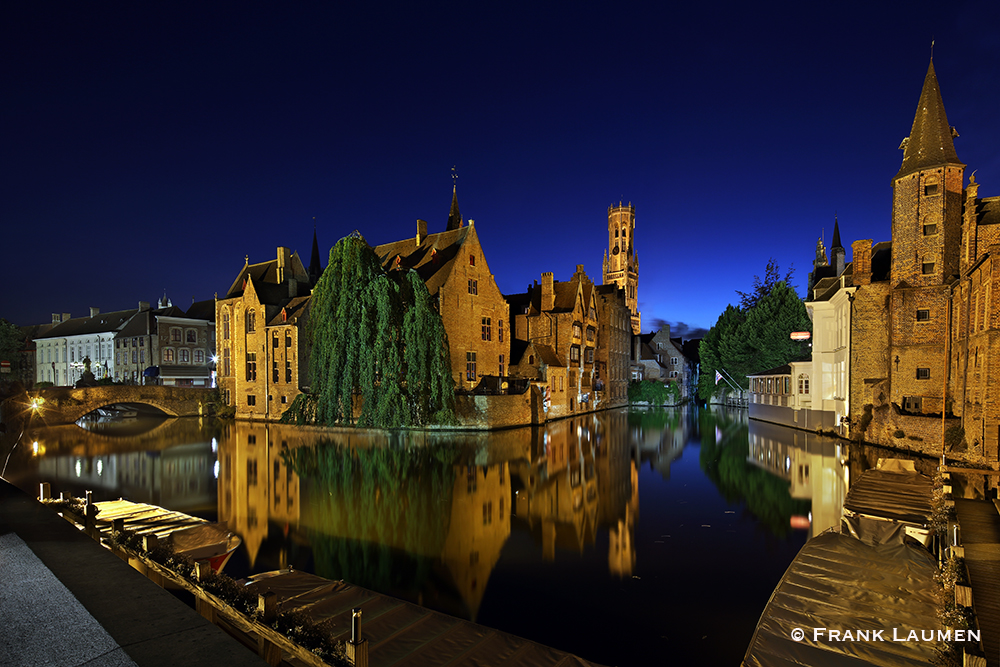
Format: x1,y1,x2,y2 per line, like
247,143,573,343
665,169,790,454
628,379,681,406
306,234,456,428
735,258,796,310
699,263,811,401
0,319,24,379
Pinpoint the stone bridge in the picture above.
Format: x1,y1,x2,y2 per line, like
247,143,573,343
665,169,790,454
21,386,214,426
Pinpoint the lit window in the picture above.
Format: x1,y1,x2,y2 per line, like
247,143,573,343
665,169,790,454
466,351,477,381
171,328,182,342
798,374,809,395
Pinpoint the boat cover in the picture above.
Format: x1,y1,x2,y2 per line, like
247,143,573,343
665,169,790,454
742,532,944,667
246,570,606,667
841,469,933,545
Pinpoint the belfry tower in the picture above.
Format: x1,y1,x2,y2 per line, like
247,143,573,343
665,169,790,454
602,202,640,334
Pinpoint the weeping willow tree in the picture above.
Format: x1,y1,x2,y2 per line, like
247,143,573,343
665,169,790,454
304,233,456,428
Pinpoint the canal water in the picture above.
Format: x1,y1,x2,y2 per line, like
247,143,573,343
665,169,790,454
4,407,861,665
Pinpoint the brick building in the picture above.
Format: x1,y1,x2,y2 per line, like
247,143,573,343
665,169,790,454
507,265,599,418
215,245,315,420
602,203,641,335
594,284,631,407
373,186,510,392
114,295,215,387
826,58,1000,468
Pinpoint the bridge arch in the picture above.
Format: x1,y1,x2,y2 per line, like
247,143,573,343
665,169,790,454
27,386,214,425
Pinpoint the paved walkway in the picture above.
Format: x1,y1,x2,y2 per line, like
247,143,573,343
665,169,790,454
0,478,269,667
955,498,1000,667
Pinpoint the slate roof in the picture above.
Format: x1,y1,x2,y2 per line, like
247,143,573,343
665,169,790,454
747,364,793,377
35,309,138,340
374,226,471,297
871,241,892,281
185,299,215,321
225,253,311,305
977,196,1000,226
895,60,964,180
266,296,310,326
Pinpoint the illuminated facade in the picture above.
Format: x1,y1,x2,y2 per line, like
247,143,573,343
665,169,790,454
602,203,640,334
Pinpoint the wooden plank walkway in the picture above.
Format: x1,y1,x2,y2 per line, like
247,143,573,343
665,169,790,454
955,499,1000,667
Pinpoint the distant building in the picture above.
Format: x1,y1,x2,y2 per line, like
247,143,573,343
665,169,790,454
114,295,216,387
507,265,599,417
216,245,315,419
35,308,135,386
602,203,640,335
594,284,631,406
374,186,510,392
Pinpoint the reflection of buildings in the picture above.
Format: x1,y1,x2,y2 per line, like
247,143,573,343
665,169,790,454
633,409,689,483
746,419,848,537
595,410,639,576
216,422,510,621
35,440,216,510
438,461,510,619
514,413,639,577
515,417,599,560
216,422,302,569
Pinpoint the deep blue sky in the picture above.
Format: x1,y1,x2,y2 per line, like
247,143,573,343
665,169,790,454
4,2,1000,336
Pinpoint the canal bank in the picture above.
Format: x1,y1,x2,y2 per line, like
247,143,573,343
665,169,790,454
0,477,270,667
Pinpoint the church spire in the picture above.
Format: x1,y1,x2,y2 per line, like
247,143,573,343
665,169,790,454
308,220,322,286
831,216,842,251
446,166,463,231
895,59,963,180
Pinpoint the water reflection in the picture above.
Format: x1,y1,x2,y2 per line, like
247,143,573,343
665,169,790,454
7,407,863,665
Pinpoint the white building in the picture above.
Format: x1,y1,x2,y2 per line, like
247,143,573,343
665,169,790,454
35,307,138,386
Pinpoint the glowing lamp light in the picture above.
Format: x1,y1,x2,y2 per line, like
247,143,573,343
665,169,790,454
789,332,811,341
790,515,811,530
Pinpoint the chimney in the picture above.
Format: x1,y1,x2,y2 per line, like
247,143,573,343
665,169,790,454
62,312,71,322
851,240,873,286
416,219,427,246
139,301,150,312
89,307,100,318
277,247,291,283
541,272,555,312
52,313,63,324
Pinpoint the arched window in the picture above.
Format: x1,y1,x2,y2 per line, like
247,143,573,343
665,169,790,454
246,309,256,333
222,309,230,340
798,374,810,395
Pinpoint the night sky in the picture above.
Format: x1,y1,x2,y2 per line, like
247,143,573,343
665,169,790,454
4,2,1000,337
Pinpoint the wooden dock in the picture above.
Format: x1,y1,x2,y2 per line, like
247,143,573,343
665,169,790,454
955,498,1000,667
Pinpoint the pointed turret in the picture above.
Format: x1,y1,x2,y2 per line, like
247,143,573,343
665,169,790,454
308,227,322,285
446,184,463,231
831,217,842,252
830,217,845,277
895,59,963,180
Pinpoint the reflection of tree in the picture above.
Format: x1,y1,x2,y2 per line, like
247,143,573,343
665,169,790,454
698,413,809,537
284,443,459,593
627,408,680,432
